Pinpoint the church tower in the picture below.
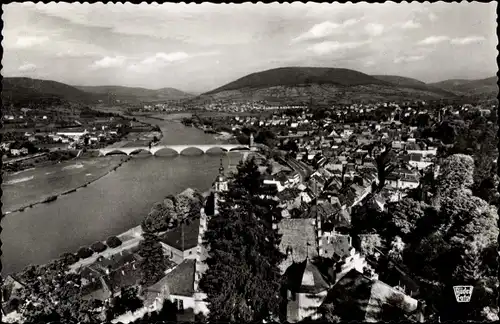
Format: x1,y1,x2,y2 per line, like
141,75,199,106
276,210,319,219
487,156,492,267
249,133,254,148
213,159,228,215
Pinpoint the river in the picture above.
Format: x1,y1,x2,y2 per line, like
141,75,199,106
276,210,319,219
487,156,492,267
1,114,242,275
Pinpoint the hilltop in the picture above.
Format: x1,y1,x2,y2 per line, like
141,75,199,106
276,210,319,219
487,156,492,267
2,77,96,106
205,67,390,95
371,75,426,87
371,75,457,97
199,67,459,105
75,85,194,103
428,76,498,97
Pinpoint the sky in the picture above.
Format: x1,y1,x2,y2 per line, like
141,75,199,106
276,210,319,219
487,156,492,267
2,2,498,93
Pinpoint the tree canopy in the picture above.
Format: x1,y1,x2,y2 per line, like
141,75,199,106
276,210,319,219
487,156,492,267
16,261,104,323
141,189,204,232
401,154,499,321
199,157,285,322
137,231,167,287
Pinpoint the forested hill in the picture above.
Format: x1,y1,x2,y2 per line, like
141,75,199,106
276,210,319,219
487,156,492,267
205,67,391,94
75,85,194,102
2,77,96,106
198,67,460,104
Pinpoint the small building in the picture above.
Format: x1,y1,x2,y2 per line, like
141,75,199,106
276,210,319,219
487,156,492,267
159,218,201,265
282,258,330,323
320,269,421,322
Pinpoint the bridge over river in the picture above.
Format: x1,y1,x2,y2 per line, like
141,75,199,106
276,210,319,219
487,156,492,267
98,144,251,156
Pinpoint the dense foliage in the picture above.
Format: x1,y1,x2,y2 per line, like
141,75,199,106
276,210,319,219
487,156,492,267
107,286,143,319
15,261,104,323
352,154,499,321
137,231,167,287
90,241,107,253
199,158,285,322
106,236,123,248
141,189,204,232
434,112,499,205
77,247,94,259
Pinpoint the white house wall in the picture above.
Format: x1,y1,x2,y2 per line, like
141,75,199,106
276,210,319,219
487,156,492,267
160,243,198,265
287,291,328,323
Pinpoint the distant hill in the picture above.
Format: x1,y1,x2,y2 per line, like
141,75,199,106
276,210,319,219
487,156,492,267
200,67,459,105
205,67,390,95
2,77,96,106
76,85,194,103
371,75,426,87
428,76,498,97
371,75,457,97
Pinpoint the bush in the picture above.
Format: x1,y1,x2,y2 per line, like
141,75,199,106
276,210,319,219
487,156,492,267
91,241,107,253
60,252,79,265
106,236,122,248
77,247,94,259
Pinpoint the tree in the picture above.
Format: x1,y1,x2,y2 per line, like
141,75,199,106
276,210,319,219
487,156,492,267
199,158,285,322
255,130,277,148
435,154,474,196
350,194,384,235
387,236,405,263
77,246,94,259
109,286,143,317
137,232,167,287
384,198,428,240
358,234,383,258
59,252,80,266
231,157,263,197
91,241,107,253
78,299,105,323
141,190,204,232
16,262,90,323
402,156,499,322
106,236,123,248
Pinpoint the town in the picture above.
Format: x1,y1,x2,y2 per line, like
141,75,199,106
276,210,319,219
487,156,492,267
1,105,160,174
1,2,497,324
2,96,498,323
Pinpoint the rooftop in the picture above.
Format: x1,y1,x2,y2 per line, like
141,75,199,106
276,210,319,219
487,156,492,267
321,234,352,261
278,218,318,273
106,261,142,293
321,269,419,322
284,258,330,294
162,259,196,297
160,218,201,251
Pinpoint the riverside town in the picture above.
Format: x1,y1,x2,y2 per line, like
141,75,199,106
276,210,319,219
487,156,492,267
1,2,498,324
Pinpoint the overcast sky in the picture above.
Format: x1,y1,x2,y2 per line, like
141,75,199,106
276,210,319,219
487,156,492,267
2,2,497,93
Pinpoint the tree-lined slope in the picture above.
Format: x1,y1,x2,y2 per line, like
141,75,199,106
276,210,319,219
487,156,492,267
76,85,194,102
2,77,96,106
429,76,498,97
200,67,460,104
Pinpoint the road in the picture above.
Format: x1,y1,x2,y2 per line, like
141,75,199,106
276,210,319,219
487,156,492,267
68,236,143,273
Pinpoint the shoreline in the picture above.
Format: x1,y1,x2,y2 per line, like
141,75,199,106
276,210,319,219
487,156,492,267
2,111,164,216
3,156,131,216
9,186,213,276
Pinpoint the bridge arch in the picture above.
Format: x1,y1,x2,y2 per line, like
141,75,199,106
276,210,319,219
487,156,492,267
152,147,181,156
102,149,129,156
205,146,229,154
129,148,153,156
178,146,205,155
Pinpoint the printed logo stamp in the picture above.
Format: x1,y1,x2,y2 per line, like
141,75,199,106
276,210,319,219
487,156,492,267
453,286,474,303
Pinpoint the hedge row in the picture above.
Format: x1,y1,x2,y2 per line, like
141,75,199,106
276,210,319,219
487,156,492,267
63,236,124,262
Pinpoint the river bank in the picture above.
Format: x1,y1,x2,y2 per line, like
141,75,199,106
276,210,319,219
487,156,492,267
3,156,131,215
2,114,242,275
